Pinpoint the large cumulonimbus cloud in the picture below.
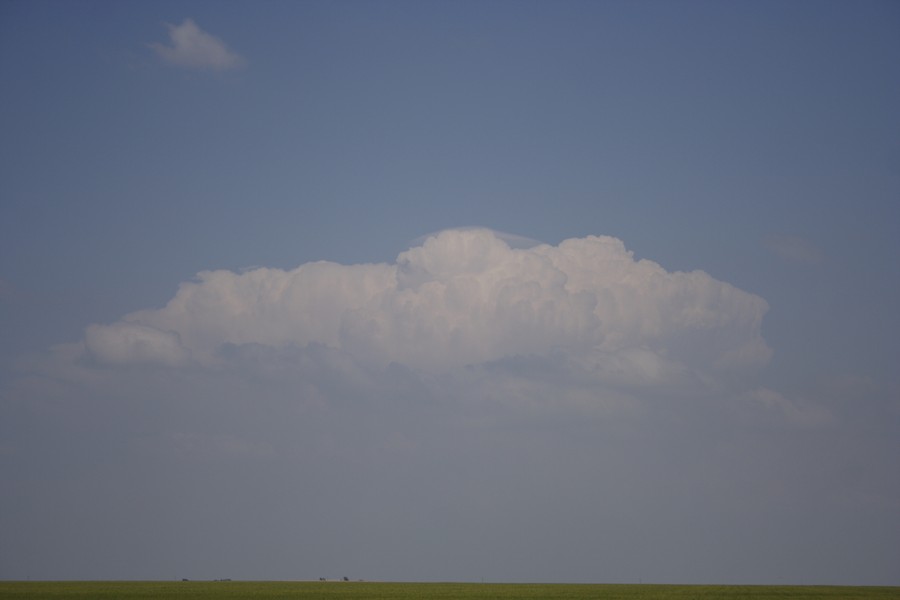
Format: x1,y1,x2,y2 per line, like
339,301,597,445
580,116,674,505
81,229,770,388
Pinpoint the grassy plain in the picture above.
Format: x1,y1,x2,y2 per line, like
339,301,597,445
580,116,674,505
0,581,897,599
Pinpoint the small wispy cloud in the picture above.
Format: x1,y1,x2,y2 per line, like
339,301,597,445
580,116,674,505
764,234,823,265
150,18,245,71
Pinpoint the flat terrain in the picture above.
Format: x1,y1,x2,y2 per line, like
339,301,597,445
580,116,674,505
0,581,898,599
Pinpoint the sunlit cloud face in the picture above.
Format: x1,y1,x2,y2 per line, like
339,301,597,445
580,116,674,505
150,18,245,71
79,228,770,381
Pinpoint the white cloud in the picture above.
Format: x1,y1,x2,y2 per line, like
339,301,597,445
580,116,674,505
79,228,770,385
409,226,543,250
151,18,245,71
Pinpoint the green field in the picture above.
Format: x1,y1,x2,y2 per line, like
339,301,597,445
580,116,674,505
0,581,897,599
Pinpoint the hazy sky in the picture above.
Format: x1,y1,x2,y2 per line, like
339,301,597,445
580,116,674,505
1,0,899,585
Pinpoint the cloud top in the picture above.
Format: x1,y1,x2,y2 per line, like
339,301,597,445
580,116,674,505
151,18,245,71
86,229,770,382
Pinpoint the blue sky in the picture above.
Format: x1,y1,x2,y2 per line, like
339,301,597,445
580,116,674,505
1,0,899,584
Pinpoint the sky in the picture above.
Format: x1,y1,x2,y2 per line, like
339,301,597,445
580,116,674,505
1,0,899,586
